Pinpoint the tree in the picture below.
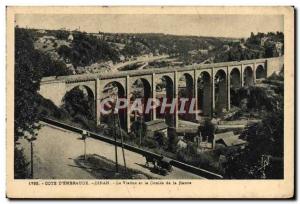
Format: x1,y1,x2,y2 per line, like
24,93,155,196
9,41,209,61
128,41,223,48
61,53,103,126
14,27,47,178
67,32,119,66
167,127,178,153
224,89,283,179
130,119,147,146
14,28,43,141
62,87,95,120
154,131,166,147
122,42,141,57
14,146,30,178
199,119,216,143
57,45,72,60
264,42,279,58
54,30,69,40
14,27,72,141
37,52,72,77
233,86,280,112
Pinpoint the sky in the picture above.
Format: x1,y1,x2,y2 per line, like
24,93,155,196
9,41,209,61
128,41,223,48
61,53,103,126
15,14,283,38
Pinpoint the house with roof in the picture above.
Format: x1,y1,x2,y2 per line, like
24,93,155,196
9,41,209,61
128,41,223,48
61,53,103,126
145,120,168,138
213,131,247,149
67,34,74,42
177,139,187,149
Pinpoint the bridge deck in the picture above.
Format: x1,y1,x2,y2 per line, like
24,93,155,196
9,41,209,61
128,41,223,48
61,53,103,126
41,57,271,83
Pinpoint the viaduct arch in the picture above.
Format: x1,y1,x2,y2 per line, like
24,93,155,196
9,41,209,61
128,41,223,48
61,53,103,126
230,68,241,107
178,73,194,121
100,81,127,130
156,75,175,127
197,71,212,117
62,85,95,122
244,66,254,86
214,69,227,116
130,78,152,124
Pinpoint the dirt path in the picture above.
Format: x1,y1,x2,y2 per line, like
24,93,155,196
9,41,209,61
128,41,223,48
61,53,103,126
19,123,204,179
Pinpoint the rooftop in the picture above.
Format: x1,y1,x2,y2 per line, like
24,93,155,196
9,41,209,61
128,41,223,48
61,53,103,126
215,132,247,147
145,120,168,132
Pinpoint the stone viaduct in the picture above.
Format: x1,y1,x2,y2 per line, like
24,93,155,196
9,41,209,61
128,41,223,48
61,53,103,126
39,56,283,131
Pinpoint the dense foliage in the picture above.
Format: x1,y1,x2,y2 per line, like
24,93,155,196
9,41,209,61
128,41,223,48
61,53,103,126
14,147,30,178
28,29,284,71
62,87,95,120
214,32,284,63
198,119,216,143
224,75,284,179
224,108,283,179
57,32,119,67
231,86,282,112
14,27,71,141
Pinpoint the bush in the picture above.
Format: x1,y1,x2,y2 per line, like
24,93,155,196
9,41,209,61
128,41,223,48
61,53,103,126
128,132,136,140
72,114,94,130
176,147,211,169
115,127,130,141
37,95,70,120
51,30,69,40
214,143,227,156
14,147,29,179
62,87,95,120
58,45,72,59
186,142,198,155
167,127,178,153
142,137,158,149
40,109,49,117
154,131,167,147
230,86,280,113
199,119,216,143
176,142,221,173
60,32,120,67
130,120,147,138
268,68,284,81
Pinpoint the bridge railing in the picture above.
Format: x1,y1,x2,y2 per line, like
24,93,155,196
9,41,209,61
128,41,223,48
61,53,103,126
41,117,223,179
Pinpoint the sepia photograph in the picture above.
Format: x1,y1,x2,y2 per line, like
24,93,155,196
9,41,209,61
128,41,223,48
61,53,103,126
6,6,294,198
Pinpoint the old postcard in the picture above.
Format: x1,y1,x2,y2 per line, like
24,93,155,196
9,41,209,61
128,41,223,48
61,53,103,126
6,6,294,198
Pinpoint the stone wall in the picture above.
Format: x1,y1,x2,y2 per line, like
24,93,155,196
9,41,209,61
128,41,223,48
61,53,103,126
266,56,284,77
38,80,66,107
